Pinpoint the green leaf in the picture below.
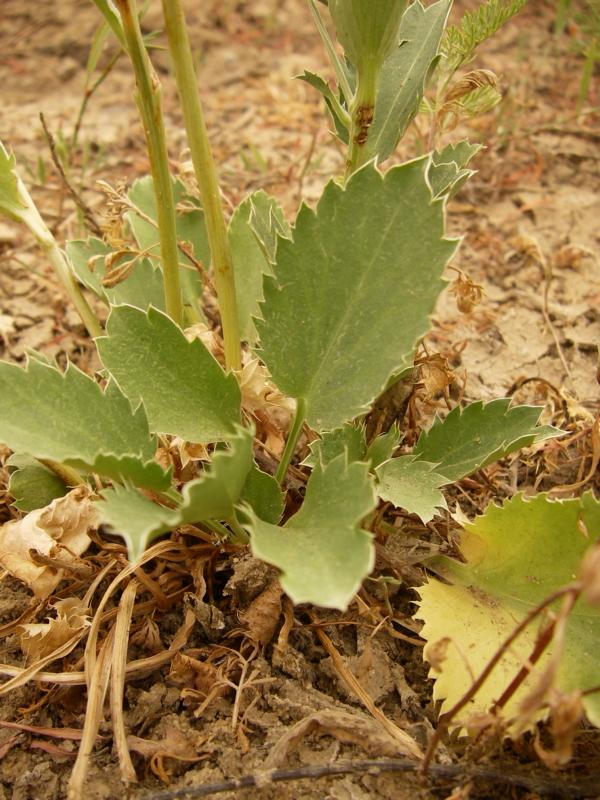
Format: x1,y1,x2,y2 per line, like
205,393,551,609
229,192,287,343
241,466,285,524
90,0,126,48
0,358,168,489
417,493,600,728
127,176,209,312
329,0,408,71
246,455,376,609
441,0,527,73
365,0,452,162
7,454,68,512
178,426,254,522
66,238,165,310
0,141,26,220
366,423,402,468
303,423,366,468
413,399,563,483
297,70,350,143
99,426,255,560
248,191,291,264
99,483,173,561
98,305,241,443
376,455,447,523
428,140,482,199
258,159,456,432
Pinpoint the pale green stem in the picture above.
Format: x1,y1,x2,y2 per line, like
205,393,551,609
13,179,102,338
39,459,86,487
345,59,380,181
161,0,242,371
227,516,249,545
276,398,307,485
115,0,183,326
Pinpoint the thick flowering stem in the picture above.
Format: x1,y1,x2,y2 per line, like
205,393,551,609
161,0,242,371
114,0,184,327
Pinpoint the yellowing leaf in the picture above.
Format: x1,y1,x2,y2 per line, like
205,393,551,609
417,493,600,729
0,487,98,598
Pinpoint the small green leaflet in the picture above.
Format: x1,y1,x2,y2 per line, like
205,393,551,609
240,466,285,524
365,0,452,163
246,455,376,610
417,493,600,728
7,454,68,512
0,357,169,489
258,159,456,432
297,70,350,144
0,140,26,220
99,427,254,561
303,423,366,468
428,140,482,199
177,426,254,522
413,399,562,483
66,238,165,310
248,191,291,264
376,456,447,523
229,192,288,343
98,305,241,443
100,483,173,562
365,424,402,468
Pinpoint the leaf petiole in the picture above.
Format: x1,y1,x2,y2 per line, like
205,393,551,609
276,398,307,485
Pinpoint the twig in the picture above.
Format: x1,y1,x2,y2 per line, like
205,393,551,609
310,613,422,759
142,758,600,799
39,113,103,237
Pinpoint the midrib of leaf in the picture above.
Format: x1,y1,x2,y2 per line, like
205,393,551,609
303,180,408,421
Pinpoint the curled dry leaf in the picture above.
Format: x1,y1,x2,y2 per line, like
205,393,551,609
18,597,90,663
265,708,405,769
127,724,206,782
534,690,584,769
239,581,283,646
449,267,484,314
0,486,98,599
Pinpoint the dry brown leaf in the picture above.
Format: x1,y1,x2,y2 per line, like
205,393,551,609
168,653,221,697
0,486,98,598
129,617,163,654
240,581,283,646
18,597,90,663
265,709,405,769
534,691,584,769
127,724,206,782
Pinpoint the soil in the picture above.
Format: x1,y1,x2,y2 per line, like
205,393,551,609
0,1,599,799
